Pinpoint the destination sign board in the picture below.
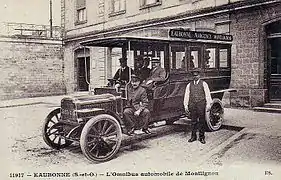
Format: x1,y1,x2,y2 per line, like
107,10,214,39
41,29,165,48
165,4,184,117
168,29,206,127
169,29,233,42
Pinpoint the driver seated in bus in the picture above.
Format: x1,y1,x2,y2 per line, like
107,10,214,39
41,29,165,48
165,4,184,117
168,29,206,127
113,57,133,90
123,74,151,135
144,57,166,88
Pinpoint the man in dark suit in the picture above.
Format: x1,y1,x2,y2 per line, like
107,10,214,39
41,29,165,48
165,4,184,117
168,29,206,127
134,56,151,82
183,69,212,144
113,57,133,90
141,57,151,80
123,74,151,135
145,57,166,87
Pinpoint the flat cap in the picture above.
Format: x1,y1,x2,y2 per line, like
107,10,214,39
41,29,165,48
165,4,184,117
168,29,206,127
191,68,201,75
131,74,141,81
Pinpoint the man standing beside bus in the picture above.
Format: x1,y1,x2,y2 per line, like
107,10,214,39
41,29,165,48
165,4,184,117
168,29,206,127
183,69,212,144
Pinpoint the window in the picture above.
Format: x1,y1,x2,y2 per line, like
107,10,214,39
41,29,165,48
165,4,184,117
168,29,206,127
110,0,126,15
190,47,201,69
76,0,87,23
219,49,229,68
143,50,165,68
77,9,86,22
140,0,161,9
205,48,217,68
191,51,199,68
170,46,185,71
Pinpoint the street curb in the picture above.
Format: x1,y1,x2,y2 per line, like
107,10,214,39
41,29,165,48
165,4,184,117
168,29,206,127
196,127,249,166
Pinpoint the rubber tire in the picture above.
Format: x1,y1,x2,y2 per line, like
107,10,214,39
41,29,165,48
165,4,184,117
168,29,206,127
204,98,224,132
80,114,122,163
42,108,72,149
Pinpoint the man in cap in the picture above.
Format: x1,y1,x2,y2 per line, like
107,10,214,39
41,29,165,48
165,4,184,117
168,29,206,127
113,57,133,87
183,69,212,144
145,57,166,87
123,74,151,135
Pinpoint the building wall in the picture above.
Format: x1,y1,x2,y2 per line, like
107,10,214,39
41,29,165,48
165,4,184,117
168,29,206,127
230,3,281,107
63,0,240,39
62,0,281,108
0,37,65,100
64,41,107,93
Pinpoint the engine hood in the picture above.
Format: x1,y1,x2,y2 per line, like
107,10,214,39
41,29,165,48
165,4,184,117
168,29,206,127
61,93,120,105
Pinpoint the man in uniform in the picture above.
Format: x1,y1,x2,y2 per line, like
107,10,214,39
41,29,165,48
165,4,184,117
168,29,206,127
183,69,212,144
123,74,151,135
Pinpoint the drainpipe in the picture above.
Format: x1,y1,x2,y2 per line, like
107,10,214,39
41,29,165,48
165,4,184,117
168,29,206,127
50,0,53,38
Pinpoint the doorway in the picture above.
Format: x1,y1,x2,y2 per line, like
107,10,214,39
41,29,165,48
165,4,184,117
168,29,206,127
267,20,281,101
77,57,90,91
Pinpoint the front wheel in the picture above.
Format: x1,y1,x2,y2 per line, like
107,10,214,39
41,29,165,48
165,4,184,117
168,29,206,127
204,99,224,132
80,114,122,163
42,108,72,149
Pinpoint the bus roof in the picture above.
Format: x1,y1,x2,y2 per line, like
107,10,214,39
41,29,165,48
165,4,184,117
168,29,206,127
80,35,232,47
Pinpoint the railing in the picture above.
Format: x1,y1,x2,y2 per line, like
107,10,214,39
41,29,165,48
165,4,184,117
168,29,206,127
0,22,62,39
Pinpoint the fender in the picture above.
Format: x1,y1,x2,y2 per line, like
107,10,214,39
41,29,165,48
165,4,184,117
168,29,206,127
210,88,237,94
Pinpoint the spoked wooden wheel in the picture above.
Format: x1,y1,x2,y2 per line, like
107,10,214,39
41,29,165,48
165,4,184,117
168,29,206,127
80,114,122,163
42,108,72,149
205,99,224,131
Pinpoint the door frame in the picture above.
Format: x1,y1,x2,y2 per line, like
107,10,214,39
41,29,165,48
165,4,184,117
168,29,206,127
77,57,90,91
266,20,281,102
74,48,90,92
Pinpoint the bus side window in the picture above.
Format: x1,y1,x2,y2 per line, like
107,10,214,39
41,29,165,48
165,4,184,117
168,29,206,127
219,49,229,68
170,46,185,71
191,50,199,68
205,48,217,68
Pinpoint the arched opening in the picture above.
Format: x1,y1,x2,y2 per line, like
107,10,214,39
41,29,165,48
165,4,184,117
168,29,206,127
74,48,90,91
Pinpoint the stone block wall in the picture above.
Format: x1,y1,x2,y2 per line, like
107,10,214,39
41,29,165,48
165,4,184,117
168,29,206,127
229,4,281,107
0,37,65,100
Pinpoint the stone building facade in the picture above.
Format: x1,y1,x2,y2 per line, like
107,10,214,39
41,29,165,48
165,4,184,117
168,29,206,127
0,23,65,100
62,0,281,108
230,3,281,107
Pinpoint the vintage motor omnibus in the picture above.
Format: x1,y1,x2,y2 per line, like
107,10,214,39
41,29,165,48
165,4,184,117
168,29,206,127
42,29,235,163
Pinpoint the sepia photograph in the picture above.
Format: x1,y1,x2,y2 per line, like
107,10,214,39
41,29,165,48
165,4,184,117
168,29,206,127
1,0,281,179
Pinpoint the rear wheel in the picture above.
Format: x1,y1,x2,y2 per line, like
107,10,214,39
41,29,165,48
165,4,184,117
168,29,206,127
205,99,224,131
42,108,72,149
80,114,122,163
